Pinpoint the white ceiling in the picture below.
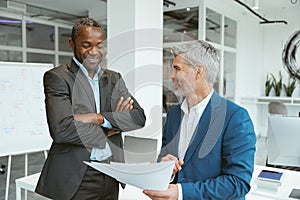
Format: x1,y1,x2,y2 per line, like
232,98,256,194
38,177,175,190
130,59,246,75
9,0,299,15
4,0,300,22
11,0,106,17
235,0,300,24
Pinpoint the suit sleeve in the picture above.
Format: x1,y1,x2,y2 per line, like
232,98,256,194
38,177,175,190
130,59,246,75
157,106,181,162
181,108,256,200
44,70,108,148
101,72,146,132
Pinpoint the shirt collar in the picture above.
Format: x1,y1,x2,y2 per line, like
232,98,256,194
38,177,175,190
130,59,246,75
72,57,101,81
181,89,214,114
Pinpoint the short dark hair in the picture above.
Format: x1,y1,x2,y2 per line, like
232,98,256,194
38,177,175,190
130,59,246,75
71,17,103,42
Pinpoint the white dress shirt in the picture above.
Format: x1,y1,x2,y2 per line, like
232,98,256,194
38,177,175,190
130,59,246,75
73,57,112,161
177,90,213,200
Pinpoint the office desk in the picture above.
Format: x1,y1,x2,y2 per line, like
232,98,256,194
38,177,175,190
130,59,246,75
15,165,300,200
14,172,149,200
120,165,300,200
246,165,300,200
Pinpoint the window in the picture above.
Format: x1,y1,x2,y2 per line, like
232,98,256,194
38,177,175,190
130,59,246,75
0,50,22,62
163,6,238,106
164,7,198,43
223,51,236,100
58,27,72,52
0,17,22,46
206,8,237,100
206,8,221,44
27,53,55,64
26,22,55,50
0,11,73,66
162,48,179,110
224,16,237,48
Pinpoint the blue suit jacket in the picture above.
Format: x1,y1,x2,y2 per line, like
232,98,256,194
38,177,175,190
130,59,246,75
159,92,256,200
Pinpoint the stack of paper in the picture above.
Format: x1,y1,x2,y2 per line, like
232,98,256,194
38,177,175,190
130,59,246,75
257,169,283,191
84,160,175,190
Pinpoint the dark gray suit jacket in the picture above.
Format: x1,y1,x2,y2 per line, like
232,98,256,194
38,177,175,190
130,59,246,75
35,60,146,200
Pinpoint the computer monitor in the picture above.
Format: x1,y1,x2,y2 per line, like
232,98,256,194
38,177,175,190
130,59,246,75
267,116,300,167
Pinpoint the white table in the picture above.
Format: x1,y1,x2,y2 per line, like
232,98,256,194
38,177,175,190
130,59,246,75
15,165,300,200
14,172,150,200
15,173,41,200
246,165,300,200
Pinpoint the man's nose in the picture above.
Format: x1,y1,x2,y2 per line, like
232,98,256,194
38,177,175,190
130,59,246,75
88,46,99,55
170,70,175,79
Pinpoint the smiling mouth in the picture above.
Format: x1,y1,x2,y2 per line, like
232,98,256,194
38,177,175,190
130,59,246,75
84,55,102,64
86,58,99,63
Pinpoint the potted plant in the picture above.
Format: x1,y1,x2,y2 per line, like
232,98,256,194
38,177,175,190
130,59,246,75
265,73,272,96
270,71,282,96
283,75,297,97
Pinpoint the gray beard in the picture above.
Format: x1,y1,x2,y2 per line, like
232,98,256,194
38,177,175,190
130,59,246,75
173,88,186,97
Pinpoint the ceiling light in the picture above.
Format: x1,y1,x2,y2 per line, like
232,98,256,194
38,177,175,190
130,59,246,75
252,0,259,10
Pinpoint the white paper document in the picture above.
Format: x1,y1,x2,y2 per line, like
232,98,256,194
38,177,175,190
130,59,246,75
84,160,175,190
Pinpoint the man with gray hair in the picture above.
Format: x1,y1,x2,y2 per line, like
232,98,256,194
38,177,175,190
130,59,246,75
144,40,256,199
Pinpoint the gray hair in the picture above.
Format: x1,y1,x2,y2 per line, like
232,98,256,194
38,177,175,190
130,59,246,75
171,40,220,83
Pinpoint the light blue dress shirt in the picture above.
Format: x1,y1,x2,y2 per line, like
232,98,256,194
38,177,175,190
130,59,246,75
73,57,112,161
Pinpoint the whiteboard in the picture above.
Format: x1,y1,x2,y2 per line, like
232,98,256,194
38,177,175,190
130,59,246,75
0,62,53,157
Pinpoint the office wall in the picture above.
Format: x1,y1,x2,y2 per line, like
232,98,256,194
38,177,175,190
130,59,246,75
203,0,264,99
262,9,300,97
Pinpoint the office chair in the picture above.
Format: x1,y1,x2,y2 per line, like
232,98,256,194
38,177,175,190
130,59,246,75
268,101,288,115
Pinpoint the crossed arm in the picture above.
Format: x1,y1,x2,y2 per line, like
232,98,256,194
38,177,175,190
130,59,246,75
74,96,134,137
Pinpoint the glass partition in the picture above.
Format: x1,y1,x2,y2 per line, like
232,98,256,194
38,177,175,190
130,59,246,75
206,8,221,44
0,50,22,62
26,21,55,50
224,16,237,48
162,48,179,111
0,17,22,46
58,27,72,52
223,51,236,100
164,7,198,43
27,53,55,65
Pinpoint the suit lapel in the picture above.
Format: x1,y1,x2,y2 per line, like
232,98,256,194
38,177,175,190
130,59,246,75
99,70,109,112
69,60,96,111
171,109,184,158
183,102,212,164
183,92,225,164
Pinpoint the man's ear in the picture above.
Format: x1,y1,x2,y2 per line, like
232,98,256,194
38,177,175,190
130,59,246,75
195,64,205,75
69,38,74,50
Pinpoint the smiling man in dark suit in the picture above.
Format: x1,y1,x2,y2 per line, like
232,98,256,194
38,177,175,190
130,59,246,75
35,17,146,200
